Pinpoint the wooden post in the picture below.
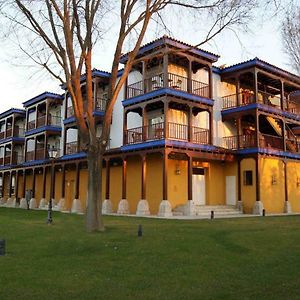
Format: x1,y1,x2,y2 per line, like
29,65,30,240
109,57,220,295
10,143,13,165
46,100,50,126
188,106,193,142
22,170,26,198
236,77,241,106
75,163,80,200
282,120,286,151
44,133,48,159
61,165,65,199
284,160,288,203
281,81,285,110
2,173,6,198
105,159,110,200
35,105,39,129
163,53,169,88
142,60,147,93
163,151,168,200
141,155,146,200
63,128,67,155
255,155,260,202
237,159,242,201
42,167,47,198
188,156,193,200
187,59,192,93
122,158,127,199
209,109,213,145
8,172,12,198
34,136,37,161
123,110,128,145
208,66,213,99
164,101,169,139
255,111,260,148
254,69,258,103
237,117,242,149
15,171,19,200
32,168,36,198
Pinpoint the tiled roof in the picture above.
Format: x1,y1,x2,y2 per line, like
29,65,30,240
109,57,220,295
120,35,220,63
0,108,25,120
220,57,300,83
23,92,64,107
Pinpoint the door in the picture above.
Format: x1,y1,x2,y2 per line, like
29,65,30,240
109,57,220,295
226,176,236,205
192,168,206,205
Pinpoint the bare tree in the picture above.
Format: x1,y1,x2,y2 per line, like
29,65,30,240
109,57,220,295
0,0,259,232
282,3,300,74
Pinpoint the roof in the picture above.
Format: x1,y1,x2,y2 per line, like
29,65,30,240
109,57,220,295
0,108,25,120
220,57,300,84
120,35,220,64
23,92,64,107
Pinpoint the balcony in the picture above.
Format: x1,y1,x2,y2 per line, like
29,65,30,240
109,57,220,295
222,90,300,114
124,122,209,145
65,141,79,155
223,133,299,152
3,152,24,165
127,73,210,99
27,115,62,131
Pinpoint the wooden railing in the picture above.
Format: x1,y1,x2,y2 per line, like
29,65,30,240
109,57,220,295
124,122,210,145
0,131,4,139
6,127,13,138
258,91,281,108
67,106,74,118
0,157,3,165
14,127,25,137
3,152,24,165
127,72,210,99
48,115,61,126
26,150,35,161
36,148,46,160
37,115,46,127
65,141,78,155
27,120,36,130
222,92,255,109
223,133,285,150
95,97,107,111
4,155,11,165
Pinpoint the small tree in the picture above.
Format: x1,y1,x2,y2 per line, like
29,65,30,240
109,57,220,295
282,3,300,74
0,0,259,232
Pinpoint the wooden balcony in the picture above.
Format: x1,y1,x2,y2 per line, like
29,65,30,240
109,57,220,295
26,150,35,161
3,152,24,165
127,73,210,99
124,122,209,145
222,90,300,114
223,133,299,152
65,141,79,155
0,131,4,139
27,115,62,130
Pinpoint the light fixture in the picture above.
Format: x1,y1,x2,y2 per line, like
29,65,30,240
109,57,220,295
271,175,277,185
175,163,181,175
48,145,58,159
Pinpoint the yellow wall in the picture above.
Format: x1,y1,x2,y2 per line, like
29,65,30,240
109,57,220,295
224,161,238,204
287,161,300,213
54,170,62,203
146,154,163,214
79,169,88,209
260,157,285,213
65,169,76,210
126,156,141,214
17,175,24,199
25,174,33,196
168,159,188,209
109,165,122,212
35,173,43,205
241,158,256,213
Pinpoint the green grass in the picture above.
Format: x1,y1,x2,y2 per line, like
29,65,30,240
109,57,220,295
0,209,300,300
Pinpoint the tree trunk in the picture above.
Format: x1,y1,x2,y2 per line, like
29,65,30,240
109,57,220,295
86,148,104,232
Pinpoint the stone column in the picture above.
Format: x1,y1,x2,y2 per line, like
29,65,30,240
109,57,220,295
253,155,264,215
117,158,129,214
102,159,112,214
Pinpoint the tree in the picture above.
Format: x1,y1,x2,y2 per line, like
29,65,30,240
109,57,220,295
0,0,259,232
282,3,300,74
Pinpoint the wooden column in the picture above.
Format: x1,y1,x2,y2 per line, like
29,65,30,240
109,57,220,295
105,159,110,200
255,155,260,202
12,115,16,137
124,76,128,100
8,172,12,198
74,163,80,200
63,128,67,155
25,110,29,132
208,66,213,99
164,101,169,139
34,136,37,161
237,159,242,201
255,111,260,148
44,133,48,159
163,53,169,88
284,160,288,203
254,70,258,103
209,109,213,145
280,81,285,110
141,155,146,200
32,169,36,198
35,106,39,129
4,119,7,139
236,77,241,106
188,156,193,200
123,110,128,145
142,106,147,142
42,167,47,198
15,171,19,200
10,143,13,165
237,117,242,149
188,106,193,142
163,151,168,200
282,120,286,151
142,60,147,93
46,100,50,126
187,59,192,93
122,158,127,199
61,165,66,199
22,170,26,198
1,173,6,198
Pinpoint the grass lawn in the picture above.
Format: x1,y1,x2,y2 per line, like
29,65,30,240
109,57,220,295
0,208,300,300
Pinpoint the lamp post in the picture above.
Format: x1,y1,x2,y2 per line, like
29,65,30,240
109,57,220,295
47,145,58,224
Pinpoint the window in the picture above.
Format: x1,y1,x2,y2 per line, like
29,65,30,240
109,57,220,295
243,170,253,186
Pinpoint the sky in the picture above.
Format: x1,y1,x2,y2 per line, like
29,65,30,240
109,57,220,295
0,5,293,112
